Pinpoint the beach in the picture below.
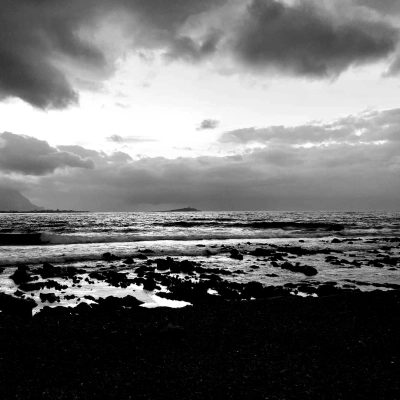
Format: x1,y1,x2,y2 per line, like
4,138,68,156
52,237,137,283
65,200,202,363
0,290,399,399
0,211,400,398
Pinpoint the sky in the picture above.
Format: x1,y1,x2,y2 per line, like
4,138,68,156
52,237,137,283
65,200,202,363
0,0,400,211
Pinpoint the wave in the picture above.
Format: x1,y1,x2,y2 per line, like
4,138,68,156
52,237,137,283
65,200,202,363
0,229,342,246
0,233,43,245
161,221,345,230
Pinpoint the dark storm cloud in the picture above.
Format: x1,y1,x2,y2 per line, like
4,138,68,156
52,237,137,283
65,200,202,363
0,132,94,175
197,119,220,131
0,0,225,109
2,0,399,109
231,0,398,78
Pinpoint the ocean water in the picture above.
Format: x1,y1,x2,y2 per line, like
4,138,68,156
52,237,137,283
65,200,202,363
0,211,399,310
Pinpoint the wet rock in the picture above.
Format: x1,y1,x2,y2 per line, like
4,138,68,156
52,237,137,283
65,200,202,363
331,238,341,244
316,285,340,296
303,266,318,276
156,258,173,271
123,257,135,265
242,281,264,299
96,295,144,311
230,249,244,260
89,271,106,280
37,262,77,279
139,249,154,253
39,293,59,303
0,293,37,317
44,280,68,290
102,252,121,261
143,277,157,291
19,282,46,291
179,260,196,273
280,262,318,276
73,302,92,314
250,248,275,257
135,254,148,260
10,265,32,284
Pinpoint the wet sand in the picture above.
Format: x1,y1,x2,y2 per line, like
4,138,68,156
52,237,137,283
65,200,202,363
0,290,399,399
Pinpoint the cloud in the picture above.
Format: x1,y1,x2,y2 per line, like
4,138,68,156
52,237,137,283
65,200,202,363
1,0,399,109
106,134,157,143
219,108,400,145
355,0,400,15
230,0,398,78
197,119,220,130
2,108,400,211
0,0,225,109
0,132,94,175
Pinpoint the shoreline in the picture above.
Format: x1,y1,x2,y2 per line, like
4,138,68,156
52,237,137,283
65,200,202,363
0,290,399,399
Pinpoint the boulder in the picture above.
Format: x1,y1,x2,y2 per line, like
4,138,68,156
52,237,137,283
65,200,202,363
0,293,36,317
10,265,32,284
39,293,59,303
250,248,275,257
230,249,243,260
19,282,45,291
102,252,120,261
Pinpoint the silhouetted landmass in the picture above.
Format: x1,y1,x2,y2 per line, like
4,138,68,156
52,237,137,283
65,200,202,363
0,187,43,211
163,207,200,212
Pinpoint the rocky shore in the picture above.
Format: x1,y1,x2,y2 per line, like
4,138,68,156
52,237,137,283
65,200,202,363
0,290,399,399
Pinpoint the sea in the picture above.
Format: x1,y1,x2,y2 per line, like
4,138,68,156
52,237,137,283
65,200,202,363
0,211,399,311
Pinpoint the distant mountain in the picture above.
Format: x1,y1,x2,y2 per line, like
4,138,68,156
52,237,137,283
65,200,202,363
164,207,200,212
0,187,43,211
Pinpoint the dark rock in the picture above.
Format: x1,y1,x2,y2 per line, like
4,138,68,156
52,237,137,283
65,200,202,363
139,249,154,253
242,281,264,299
96,295,143,310
39,293,59,303
250,248,275,257
44,280,68,290
10,265,32,284
303,266,318,276
0,292,36,317
19,281,45,291
143,278,157,291
102,252,121,261
73,302,92,314
280,262,318,276
331,238,341,243
316,285,340,296
230,249,244,260
123,257,135,265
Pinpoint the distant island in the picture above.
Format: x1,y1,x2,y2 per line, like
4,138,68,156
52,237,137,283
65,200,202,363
162,207,200,212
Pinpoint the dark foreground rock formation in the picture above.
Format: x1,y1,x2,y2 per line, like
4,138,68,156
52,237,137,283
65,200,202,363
0,290,398,399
